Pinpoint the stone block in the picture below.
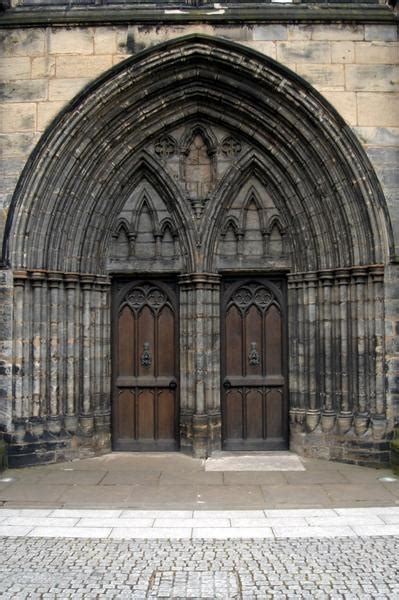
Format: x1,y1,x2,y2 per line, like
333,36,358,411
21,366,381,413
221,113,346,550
0,80,48,103
49,28,94,55
331,42,355,64
365,25,398,42
0,57,31,81
0,29,45,57
355,42,399,65
253,25,287,41
311,25,364,42
296,64,344,90
94,27,118,55
323,91,357,125
0,157,26,176
112,55,130,67
346,65,399,92
0,103,36,132
212,26,252,42
287,25,313,41
353,126,399,146
357,93,399,127
31,57,56,79
48,78,90,102
242,41,276,60
277,42,331,64
55,55,113,79
0,133,39,157
37,102,65,131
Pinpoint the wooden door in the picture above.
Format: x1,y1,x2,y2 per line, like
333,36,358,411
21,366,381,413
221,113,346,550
112,280,178,451
222,278,288,450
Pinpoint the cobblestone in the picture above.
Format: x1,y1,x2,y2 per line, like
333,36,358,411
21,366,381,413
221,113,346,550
0,536,398,598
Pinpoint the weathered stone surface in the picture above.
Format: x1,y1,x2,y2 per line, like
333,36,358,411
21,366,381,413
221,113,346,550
296,64,344,90
55,55,113,79
331,41,355,64
0,133,39,158
354,126,399,146
49,28,94,55
243,41,276,60
311,24,364,41
357,93,399,126
37,101,65,131
0,29,45,57
94,27,118,55
277,42,331,64
0,103,36,132
355,42,399,65
365,24,398,42
253,25,287,41
345,65,399,91
0,57,31,81
322,91,357,124
0,80,48,103
48,78,90,101
31,56,56,79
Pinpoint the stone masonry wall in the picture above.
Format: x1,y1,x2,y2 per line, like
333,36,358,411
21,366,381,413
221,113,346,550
0,20,398,464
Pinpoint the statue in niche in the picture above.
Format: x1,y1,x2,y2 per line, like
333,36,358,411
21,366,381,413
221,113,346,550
182,130,214,218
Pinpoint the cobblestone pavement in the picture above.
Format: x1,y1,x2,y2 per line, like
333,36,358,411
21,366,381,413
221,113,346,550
0,536,398,599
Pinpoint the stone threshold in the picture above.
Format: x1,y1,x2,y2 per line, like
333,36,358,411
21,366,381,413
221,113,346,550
0,5,396,27
0,507,398,539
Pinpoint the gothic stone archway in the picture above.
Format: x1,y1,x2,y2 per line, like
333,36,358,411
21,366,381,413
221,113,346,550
3,35,394,466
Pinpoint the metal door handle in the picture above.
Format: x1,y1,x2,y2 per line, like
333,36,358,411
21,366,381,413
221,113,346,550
223,380,231,390
169,380,177,390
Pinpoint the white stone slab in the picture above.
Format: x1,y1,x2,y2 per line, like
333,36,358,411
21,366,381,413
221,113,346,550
265,509,337,518
3,517,79,527
231,517,308,528
109,528,192,539
154,518,230,528
28,527,111,538
50,509,123,518
193,510,265,518
381,515,399,524
120,510,193,519
206,452,305,472
334,507,399,516
77,518,154,528
0,525,33,537
305,515,385,527
192,527,274,539
273,526,356,538
0,509,53,517
350,524,399,536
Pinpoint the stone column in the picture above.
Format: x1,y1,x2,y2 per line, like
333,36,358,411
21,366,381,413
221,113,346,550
64,275,79,433
320,272,335,432
370,266,387,439
80,275,95,434
48,273,63,434
12,271,26,442
178,273,221,457
353,268,369,436
336,270,352,434
304,273,319,431
30,271,46,437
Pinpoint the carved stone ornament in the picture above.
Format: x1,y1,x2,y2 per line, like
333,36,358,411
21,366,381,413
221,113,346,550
221,136,242,158
231,284,274,312
154,135,177,159
126,284,168,313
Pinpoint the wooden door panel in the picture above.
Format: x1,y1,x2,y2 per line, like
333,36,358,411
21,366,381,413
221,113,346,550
113,280,178,451
222,278,288,450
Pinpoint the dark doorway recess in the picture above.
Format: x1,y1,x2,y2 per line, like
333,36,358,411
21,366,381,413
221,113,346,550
221,277,288,450
112,279,179,451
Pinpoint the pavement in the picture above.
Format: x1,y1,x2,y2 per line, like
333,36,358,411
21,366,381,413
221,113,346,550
1,452,398,598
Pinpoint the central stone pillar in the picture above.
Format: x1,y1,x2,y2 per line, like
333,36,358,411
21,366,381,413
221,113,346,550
179,273,221,458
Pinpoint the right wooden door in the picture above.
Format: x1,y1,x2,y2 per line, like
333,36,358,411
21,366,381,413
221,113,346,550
221,278,288,450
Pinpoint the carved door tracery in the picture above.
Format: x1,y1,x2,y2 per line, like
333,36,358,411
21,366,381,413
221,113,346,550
112,280,179,451
222,279,288,450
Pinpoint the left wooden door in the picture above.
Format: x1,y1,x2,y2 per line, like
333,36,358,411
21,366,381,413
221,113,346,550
112,280,179,451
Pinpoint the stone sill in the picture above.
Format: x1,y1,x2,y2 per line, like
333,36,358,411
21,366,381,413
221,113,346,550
0,4,397,27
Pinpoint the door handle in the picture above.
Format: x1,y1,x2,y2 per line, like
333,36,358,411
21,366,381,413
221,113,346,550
223,379,231,390
169,380,177,390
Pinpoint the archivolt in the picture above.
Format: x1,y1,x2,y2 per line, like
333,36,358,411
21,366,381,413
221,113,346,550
3,34,393,274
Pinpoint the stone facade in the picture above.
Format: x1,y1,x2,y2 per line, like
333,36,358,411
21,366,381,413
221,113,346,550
0,2,398,467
